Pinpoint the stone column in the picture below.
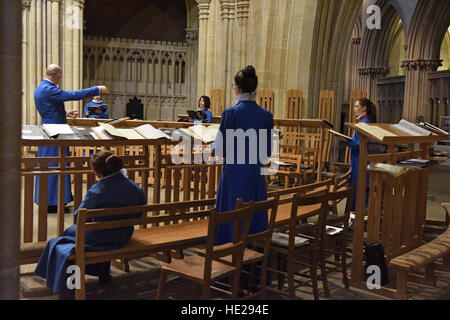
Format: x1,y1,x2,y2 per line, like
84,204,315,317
22,0,32,124
358,66,390,104
402,59,442,122
196,0,211,98
186,27,199,109
349,37,361,94
0,0,22,300
235,0,250,68
62,0,84,113
220,0,235,106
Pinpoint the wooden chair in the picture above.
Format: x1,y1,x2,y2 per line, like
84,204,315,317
323,186,354,290
210,89,225,116
157,202,255,300
318,90,335,170
286,90,303,122
235,194,280,299
329,169,351,215
269,189,330,299
276,132,321,186
258,90,275,115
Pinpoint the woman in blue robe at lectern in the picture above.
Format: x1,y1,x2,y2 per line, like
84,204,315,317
214,66,274,245
35,151,146,296
345,98,377,212
33,64,107,213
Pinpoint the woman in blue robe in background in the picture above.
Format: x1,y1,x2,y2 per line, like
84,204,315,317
198,95,213,123
83,94,109,119
35,151,146,296
214,66,274,245
33,64,108,212
344,98,377,212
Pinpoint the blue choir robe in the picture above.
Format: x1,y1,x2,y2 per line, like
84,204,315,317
34,172,146,294
204,109,213,123
345,116,371,211
33,80,100,206
83,101,109,119
214,98,274,245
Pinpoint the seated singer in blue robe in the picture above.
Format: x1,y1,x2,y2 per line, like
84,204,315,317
214,66,273,245
35,151,146,295
83,95,109,119
34,64,107,212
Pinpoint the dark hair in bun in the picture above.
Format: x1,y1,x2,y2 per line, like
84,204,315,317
357,98,377,123
91,150,124,177
234,65,258,93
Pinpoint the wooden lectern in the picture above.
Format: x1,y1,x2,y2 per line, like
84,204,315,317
345,122,447,297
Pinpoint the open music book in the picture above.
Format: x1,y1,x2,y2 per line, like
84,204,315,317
179,124,220,143
134,124,171,139
391,119,432,136
355,123,397,140
91,123,170,140
41,124,75,137
329,129,351,140
22,125,48,140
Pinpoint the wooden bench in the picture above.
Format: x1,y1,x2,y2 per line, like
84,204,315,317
71,198,218,300
388,202,450,299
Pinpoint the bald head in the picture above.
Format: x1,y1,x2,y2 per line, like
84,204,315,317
45,64,62,85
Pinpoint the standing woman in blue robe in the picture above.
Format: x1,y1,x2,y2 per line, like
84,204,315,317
34,64,109,213
344,98,377,212
214,66,274,245
35,151,146,297
83,94,109,119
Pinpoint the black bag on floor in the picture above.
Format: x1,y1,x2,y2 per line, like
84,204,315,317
364,242,389,285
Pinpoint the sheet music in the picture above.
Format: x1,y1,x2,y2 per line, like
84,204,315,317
134,124,170,139
391,119,431,136
355,123,397,140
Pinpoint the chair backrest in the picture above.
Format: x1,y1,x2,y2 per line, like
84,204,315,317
333,169,351,192
268,178,332,206
203,203,255,280
237,194,280,245
258,90,275,115
210,89,225,116
289,190,330,247
326,186,353,226
286,90,303,120
318,90,335,165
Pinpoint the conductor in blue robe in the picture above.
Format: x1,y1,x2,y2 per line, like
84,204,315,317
35,151,146,296
214,66,274,245
83,94,109,119
344,98,377,212
34,64,109,212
